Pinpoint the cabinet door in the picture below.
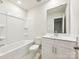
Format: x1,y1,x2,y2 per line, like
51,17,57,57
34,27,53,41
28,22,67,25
42,38,55,59
54,40,76,59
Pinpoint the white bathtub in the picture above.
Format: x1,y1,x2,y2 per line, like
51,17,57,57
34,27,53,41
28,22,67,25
0,40,34,59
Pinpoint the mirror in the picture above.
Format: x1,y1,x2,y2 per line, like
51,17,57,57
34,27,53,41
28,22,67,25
47,4,70,34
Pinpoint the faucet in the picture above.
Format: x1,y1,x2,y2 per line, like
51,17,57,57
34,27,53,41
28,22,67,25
54,30,58,36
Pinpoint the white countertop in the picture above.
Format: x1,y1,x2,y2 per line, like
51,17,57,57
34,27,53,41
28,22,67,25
42,33,77,42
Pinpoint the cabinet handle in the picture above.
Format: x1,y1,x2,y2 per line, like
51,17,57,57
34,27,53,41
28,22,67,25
55,47,57,54
52,47,54,53
74,47,79,50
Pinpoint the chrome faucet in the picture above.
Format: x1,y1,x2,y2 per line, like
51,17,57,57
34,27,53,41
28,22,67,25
54,30,58,36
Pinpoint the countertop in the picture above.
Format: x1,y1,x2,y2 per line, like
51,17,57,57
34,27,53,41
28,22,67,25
42,33,77,42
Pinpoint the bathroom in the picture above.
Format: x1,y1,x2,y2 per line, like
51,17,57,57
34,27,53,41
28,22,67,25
0,0,79,59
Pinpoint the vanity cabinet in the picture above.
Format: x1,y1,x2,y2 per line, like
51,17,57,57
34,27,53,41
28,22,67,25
42,38,76,59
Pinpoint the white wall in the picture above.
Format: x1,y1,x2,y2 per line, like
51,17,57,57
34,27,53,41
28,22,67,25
70,0,79,58
26,0,68,40
70,0,79,36
0,0,27,44
7,16,24,44
0,0,27,19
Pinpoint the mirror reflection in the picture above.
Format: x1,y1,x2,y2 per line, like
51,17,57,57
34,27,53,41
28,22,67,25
47,4,69,34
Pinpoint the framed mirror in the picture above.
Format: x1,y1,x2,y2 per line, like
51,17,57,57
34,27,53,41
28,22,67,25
47,3,70,34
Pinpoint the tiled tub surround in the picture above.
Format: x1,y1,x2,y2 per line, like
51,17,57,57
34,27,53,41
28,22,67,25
0,10,26,46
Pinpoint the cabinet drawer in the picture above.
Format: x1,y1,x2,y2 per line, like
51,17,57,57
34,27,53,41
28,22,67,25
54,39,76,49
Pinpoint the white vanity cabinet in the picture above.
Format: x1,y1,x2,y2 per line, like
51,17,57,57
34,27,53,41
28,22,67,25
42,38,76,59
42,38,55,59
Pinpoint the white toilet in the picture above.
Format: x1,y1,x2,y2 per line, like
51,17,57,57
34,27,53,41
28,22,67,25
29,37,42,59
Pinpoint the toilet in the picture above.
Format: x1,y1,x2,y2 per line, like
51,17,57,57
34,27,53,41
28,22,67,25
29,37,42,59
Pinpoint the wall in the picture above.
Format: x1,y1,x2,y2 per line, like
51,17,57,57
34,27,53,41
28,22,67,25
70,0,79,36
26,0,68,40
0,0,27,44
0,0,27,19
7,16,24,44
70,0,79,58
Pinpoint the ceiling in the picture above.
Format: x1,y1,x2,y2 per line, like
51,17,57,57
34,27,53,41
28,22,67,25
8,0,49,10
48,4,67,15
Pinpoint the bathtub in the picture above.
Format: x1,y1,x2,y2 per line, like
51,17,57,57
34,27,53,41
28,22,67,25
0,40,34,59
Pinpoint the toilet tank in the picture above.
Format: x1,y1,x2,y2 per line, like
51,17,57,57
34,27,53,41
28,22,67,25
34,37,42,45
